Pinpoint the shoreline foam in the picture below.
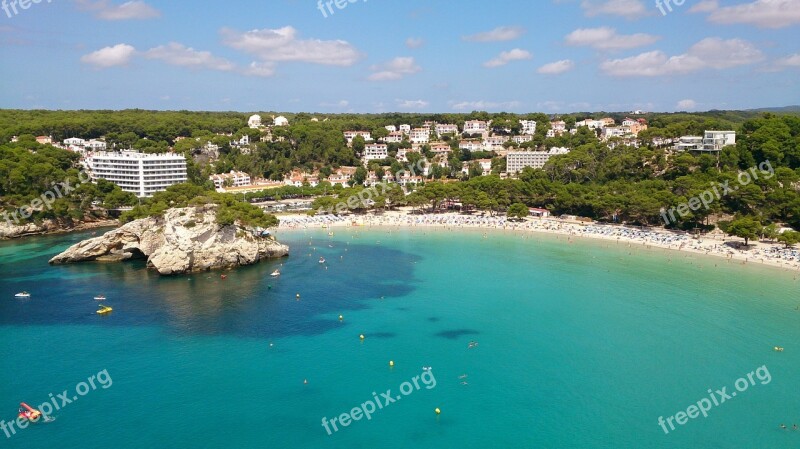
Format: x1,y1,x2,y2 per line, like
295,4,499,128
275,209,800,273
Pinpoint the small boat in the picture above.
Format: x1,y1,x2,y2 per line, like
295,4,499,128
96,305,113,315
18,403,41,423
774,346,784,352
328,232,334,237
94,295,106,301
319,257,326,264
270,270,281,277
14,292,31,298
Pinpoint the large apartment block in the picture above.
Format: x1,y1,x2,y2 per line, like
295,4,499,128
506,147,570,174
85,151,188,197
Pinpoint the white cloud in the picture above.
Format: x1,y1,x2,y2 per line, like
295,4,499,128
75,0,160,20
581,0,650,19
564,27,660,50
676,99,698,110
536,101,565,112
451,100,521,111
537,59,575,75
368,57,421,81
776,53,800,67
221,26,362,66
694,0,800,28
320,100,350,108
483,49,532,68
396,99,429,109
406,37,425,49
600,38,763,77
80,43,136,67
688,0,719,13
243,62,276,77
763,53,800,71
144,43,235,71
462,26,526,42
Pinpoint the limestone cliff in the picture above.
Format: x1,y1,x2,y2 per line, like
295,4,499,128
49,206,288,275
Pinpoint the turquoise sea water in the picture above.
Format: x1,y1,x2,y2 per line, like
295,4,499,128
1,227,799,448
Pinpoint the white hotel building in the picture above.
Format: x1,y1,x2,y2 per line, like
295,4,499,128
506,147,570,174
363,143,389,162
85,151,188,197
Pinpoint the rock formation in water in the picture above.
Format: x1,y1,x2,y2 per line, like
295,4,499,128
49,205,288,275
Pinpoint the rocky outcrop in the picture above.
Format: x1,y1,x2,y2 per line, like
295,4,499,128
49,206,288,275
0,217,116,240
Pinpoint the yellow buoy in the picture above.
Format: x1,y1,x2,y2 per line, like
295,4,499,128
435,408,441,415
389,360,394,367
359,334,365,340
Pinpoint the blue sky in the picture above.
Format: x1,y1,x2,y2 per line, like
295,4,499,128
0,0,798,113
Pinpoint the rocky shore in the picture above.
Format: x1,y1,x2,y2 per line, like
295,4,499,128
50,206,288,275
0,217,118,240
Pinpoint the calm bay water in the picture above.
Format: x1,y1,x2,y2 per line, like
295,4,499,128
1,227,799,448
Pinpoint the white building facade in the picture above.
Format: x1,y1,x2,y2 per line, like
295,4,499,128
85,151,188,197
506,147,570,174
703,131,736,152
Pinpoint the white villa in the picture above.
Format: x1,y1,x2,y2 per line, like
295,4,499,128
248,115,262,129
674,131,735,152
435,124,459,136
383,131,405,143
363,143,389,162
702,131,736,152
210,170,251,190
462,159,493,176
463,120,490,136
344,131,372,145
459,140,483,152
409,128,430,144
429,142,452,155
520,120,537,135
512,135,533,144
483,136,508,151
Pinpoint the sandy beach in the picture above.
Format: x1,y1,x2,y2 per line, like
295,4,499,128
276,209,800,272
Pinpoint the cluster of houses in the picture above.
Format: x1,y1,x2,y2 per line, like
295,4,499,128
343,117,655,176
15,135,110,153
30,112,738,199
345,119,566,175
282,166,426,189
248,114,289,129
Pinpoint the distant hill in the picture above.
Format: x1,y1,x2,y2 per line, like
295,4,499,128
747,105,800,113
